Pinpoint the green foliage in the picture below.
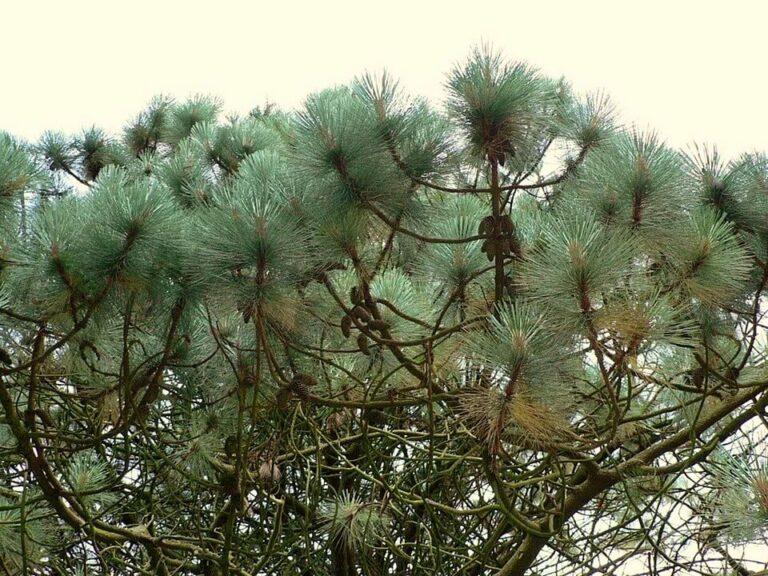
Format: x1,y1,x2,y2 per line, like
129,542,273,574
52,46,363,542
519,209,637,333
0,496,54,571
447,46,553,163
164,95,222,147
75,127,129,181
568,131,686,250
318,492,391,550
662,207,751,306
711,455,768,543
123,95,173,157
64,452,118,514
37,131,77,172
461,303,574,447
0,47,766,576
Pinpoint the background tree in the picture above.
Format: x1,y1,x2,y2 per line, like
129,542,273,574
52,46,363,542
1,47,768,575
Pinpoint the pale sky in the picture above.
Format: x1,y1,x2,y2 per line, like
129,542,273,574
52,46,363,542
2,0,767,160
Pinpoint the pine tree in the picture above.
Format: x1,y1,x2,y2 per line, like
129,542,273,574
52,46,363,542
1,46,768,575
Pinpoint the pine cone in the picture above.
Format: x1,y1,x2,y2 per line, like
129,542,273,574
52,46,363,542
326,411,348,436
224,435,239,458
340,315,352,338
367,319,390,332
290,373,317,400
275,386,292,410
240,371,258,390
500,215,513,235
350,285,363,305
351,305,371,323
357,334,371,355
478,215,495,235
258,460,281,486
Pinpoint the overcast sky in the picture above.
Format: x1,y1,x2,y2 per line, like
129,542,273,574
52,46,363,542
2,0,767,160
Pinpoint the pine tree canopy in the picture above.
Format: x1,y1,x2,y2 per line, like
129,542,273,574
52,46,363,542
3,47,768,575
